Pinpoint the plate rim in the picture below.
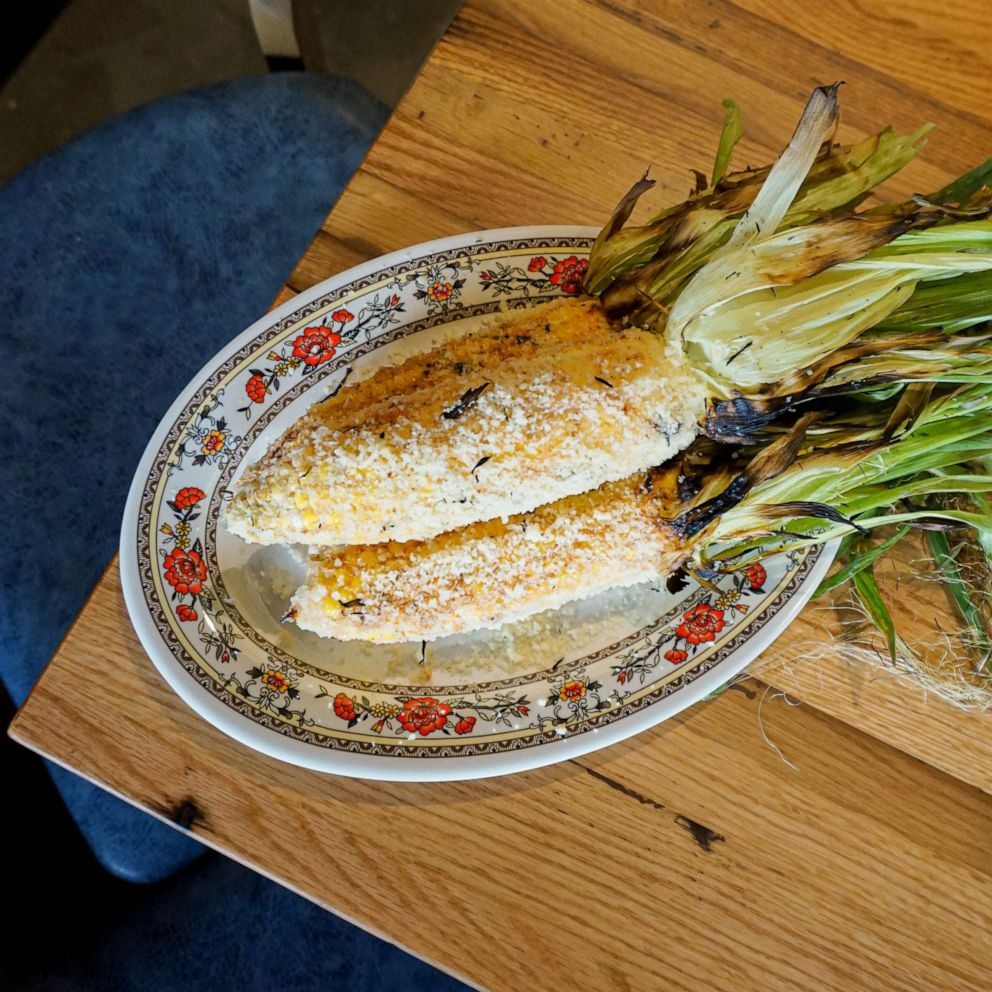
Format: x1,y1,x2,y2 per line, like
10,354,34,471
120,225,835,781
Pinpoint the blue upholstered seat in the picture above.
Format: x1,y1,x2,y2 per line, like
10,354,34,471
0,73,386,882
1,69,472,992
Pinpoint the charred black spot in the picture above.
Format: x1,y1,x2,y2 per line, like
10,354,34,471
675,814,724,851
756,500,867,534
340,598,364,609
672,473,751,539
157,798,206,832
442,382,491,420
472,455,491,473
516,335,532,345
666,568,690,594
677,472,701,503
704,396,789,443
595,376,614,388
452,361,466,375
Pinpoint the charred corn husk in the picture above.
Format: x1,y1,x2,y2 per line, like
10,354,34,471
289,466,692,643
226,297,706,546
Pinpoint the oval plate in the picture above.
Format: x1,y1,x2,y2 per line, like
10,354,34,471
121,226,832,781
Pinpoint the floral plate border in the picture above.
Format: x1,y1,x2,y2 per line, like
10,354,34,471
121,226,834,781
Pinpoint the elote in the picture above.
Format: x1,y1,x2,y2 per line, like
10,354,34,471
221,84,992,653
289,465,693,643
227,85,985,548
226,297,706,546
291,373,992,643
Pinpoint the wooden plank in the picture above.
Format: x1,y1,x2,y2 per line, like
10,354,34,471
289,172,478,292
731,0,992,123
752,536,992,794
758,648,992,794
11,563,992,992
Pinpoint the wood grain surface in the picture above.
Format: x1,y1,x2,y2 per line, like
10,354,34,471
11,2,992,989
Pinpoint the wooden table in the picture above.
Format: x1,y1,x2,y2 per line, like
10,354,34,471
11,2,992,989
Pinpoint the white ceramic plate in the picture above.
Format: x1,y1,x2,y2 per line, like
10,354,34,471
121,227,833,780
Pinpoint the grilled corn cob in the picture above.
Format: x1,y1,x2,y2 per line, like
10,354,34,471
226,297,706,546
291,365,992,643
289,466,692,642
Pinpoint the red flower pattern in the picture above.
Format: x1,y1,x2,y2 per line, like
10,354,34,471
292,326,342,367
174,487,206,510
398,697,452,736
333,693,356,722
246,373,267,404
675,603,726,646
331,308,354,323
665,648,688,664
528,256,547,272
745,563,767,591
454,717,476,735
549,256,588,294
163,547,207,596
176,604,198,623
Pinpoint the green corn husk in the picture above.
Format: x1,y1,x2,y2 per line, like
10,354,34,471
588,93,992,409
670,221,992,394
586,86,932,308
587,86,992,679
875,269,992,333
692,383,992,668
710,98,743,187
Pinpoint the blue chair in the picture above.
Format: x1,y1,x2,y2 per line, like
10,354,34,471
0,74,384,881
2,68,471,992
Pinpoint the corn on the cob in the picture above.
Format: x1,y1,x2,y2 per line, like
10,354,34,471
289,466,691,643
229,86,992,652
291,367,992,644
226,297,706,546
